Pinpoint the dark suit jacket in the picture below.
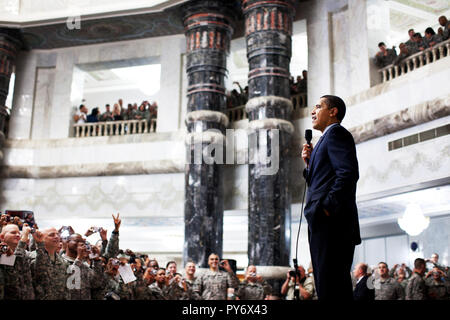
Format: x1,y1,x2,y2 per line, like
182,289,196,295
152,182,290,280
353,275,375,301
303,123,361,245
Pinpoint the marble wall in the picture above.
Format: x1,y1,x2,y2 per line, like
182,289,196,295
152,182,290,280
30,68,55,140
307,0,372,104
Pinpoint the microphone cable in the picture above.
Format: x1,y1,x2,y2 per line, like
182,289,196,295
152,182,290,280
293,129,311,300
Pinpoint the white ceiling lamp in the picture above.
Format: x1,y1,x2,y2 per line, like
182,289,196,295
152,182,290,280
398,203,430,236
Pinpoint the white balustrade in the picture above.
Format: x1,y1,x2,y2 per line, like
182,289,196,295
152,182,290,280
73,119,156,138
378,38,450,83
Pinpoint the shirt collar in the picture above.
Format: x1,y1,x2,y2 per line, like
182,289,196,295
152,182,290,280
322,122,339,136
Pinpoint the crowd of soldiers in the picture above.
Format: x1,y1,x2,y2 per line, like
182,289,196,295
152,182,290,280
0,211,448,300
352,255,450,300
74,98,158,132
374,15,450,68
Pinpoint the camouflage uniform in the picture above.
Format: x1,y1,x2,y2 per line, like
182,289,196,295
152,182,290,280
148,281,184,300
103,273,135,300
102,231,119,260
124,109,137,121
100,111,114,122
29,241,69,300
397,278,409,295
0,240,35,299
405,39,418,53
236,279,272,300
61,254,104,300
374,49,397,68
424,34,442,48
406,272,427,300
180,277,201,300
132,269,153,300
426,278,448,300
285,277,314,300
193,269,240,300
374,277,404,300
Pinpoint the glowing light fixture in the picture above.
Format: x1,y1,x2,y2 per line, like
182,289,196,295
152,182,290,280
398,204,429,236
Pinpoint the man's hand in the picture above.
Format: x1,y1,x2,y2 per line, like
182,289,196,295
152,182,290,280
99,228,107,241
21,225,31,242
301,143,313,166
112,213,121,232
256,275,263,282
324,208,330,217
31,230,44,243
85,227,95,237
221,260,233,273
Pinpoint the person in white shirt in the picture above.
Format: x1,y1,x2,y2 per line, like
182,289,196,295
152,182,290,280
74,104,88,124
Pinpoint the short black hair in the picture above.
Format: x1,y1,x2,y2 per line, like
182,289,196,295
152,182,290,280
425,27,435,35
320,95,346,122
360,263,368,274
105,104,110,107
79,104,85,110
378,42,386,47
414,258,425,269
408,28,414,33
413,32,422,38
166,261,177,268
378,262,388,269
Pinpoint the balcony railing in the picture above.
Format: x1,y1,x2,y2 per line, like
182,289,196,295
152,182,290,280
73,119,156,138
226,93,307,122
379,39,450,83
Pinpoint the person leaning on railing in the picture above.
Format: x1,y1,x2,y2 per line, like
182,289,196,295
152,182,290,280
374,42,397,68
393,43,412,66
424,27,442,48
438,16,450,41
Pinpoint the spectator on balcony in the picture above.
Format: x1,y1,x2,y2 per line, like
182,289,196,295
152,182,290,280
374,42,397,68
124,104,137,120
413,33,428,51
289,76,297,95
229,89,241,107
405,29,416,52
233,81,247,106
296,70,307,94
149,102,158,131
437,27,444,38
86,107,100,123
424,27,442,47
438,16,450,40
74,104,88,124
393,43,414,65
135,102,148,121
112,103,123,121
100,104,114,122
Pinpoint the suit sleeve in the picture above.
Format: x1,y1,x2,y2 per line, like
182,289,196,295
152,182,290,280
321,128,359,215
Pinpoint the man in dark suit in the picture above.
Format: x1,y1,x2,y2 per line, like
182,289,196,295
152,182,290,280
352,263,375,301
301,95,361,300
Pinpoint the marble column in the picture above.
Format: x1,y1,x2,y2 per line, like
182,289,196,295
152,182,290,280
243,0,295,283
182,0,235,268
0,28,22,145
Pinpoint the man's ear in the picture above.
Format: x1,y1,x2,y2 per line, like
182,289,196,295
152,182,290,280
329,107,338,118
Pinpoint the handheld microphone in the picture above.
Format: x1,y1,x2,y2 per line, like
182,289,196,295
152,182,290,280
305,129,312,165
305,129,312,145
